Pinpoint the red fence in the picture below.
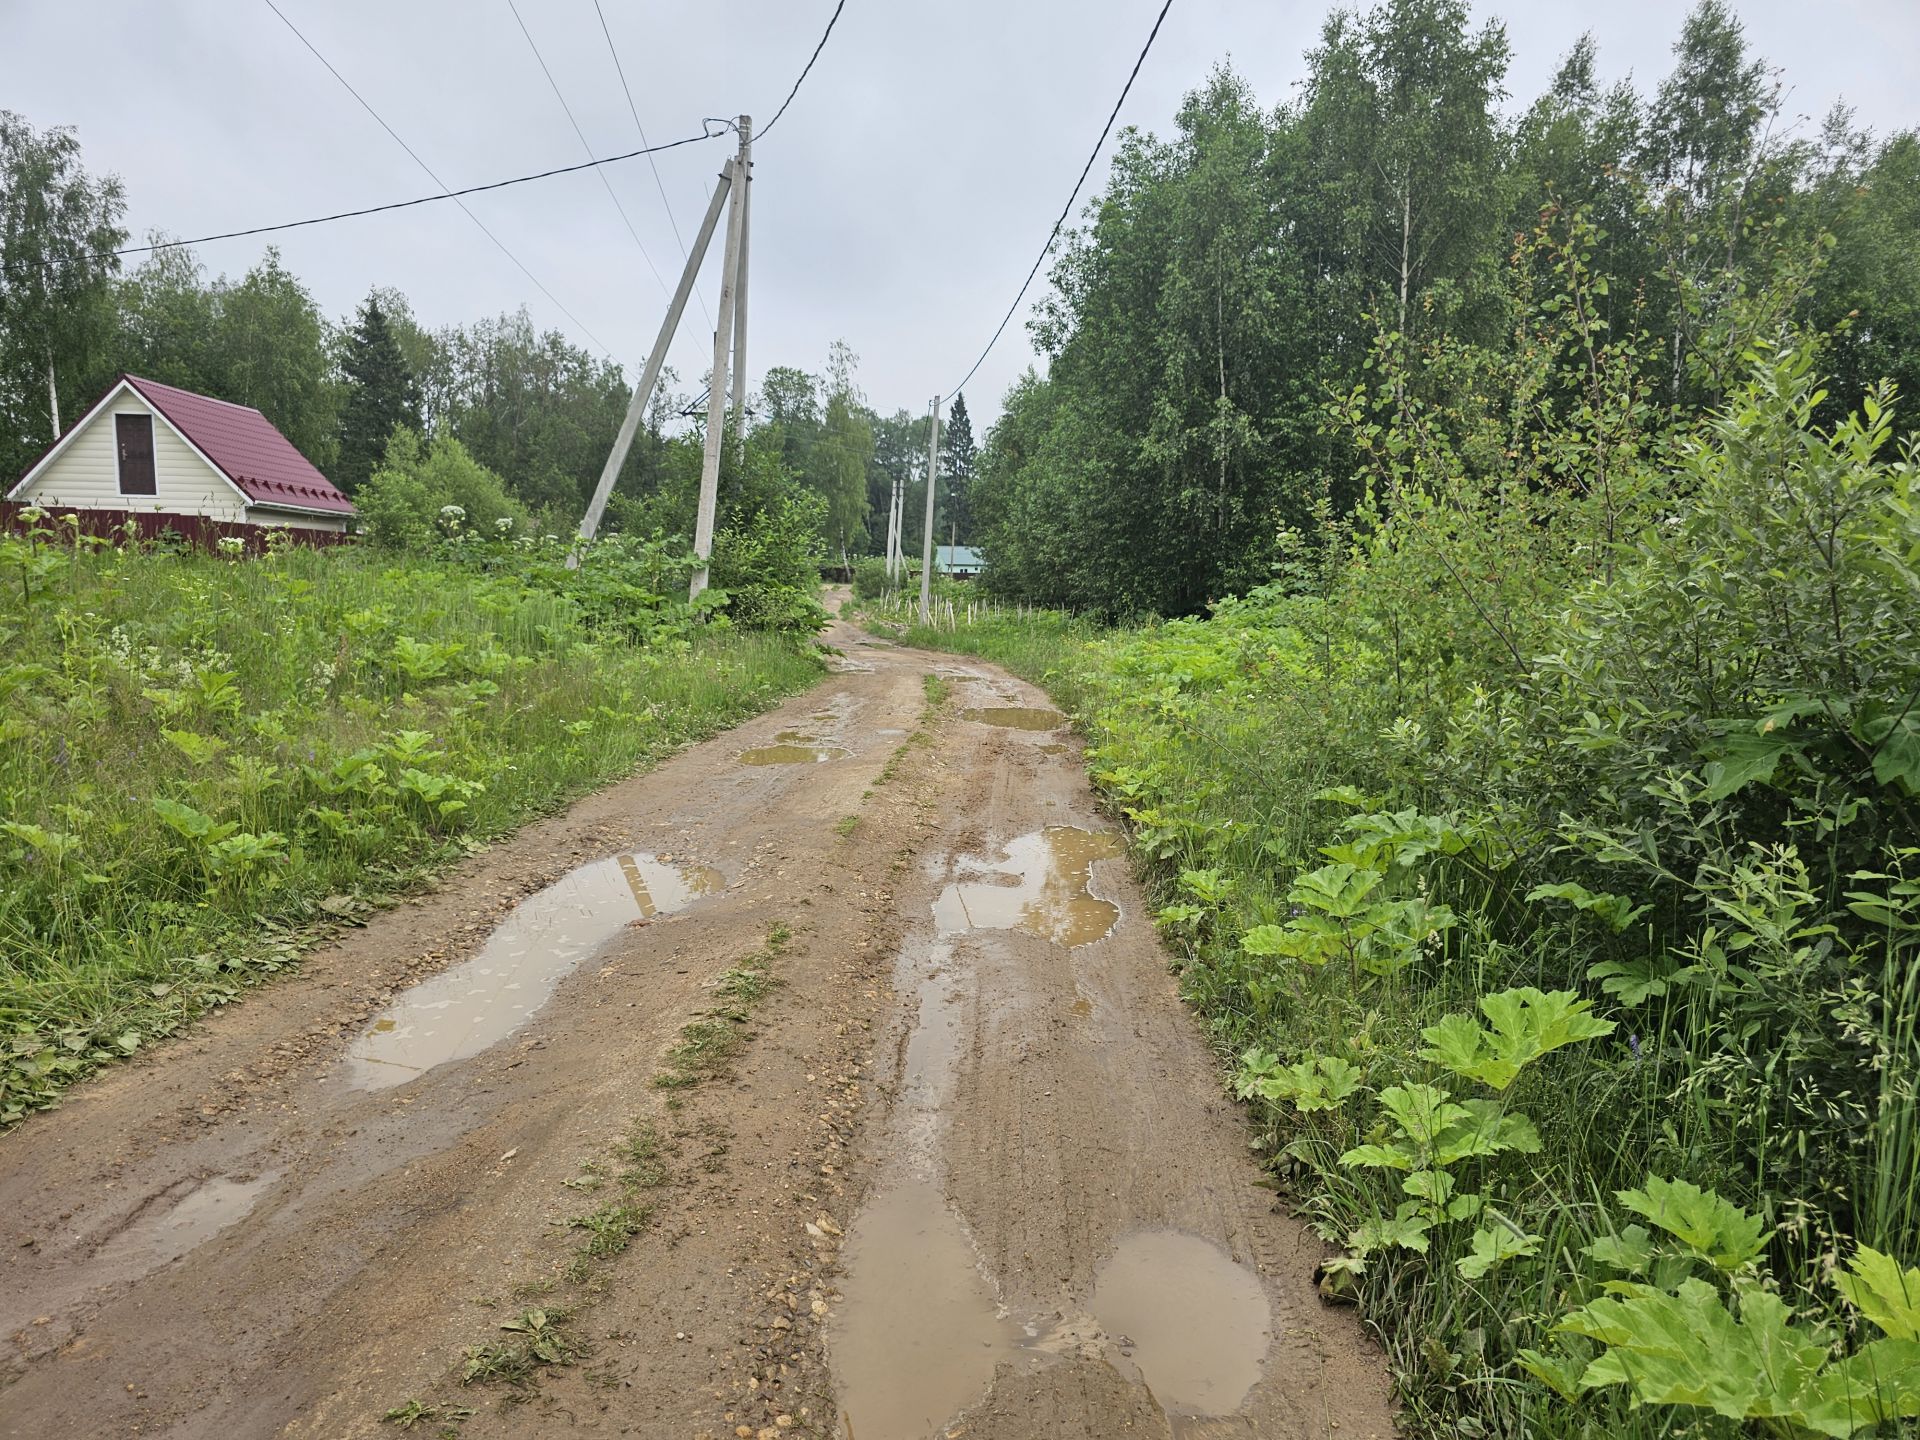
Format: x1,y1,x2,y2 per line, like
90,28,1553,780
0,503,352,552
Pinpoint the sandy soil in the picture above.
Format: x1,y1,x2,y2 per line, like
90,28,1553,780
0,603,1394,1440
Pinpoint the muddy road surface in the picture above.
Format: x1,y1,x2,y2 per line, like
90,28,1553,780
1,606,1392,1440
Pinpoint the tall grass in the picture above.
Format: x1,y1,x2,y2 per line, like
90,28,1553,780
0,540,822,1122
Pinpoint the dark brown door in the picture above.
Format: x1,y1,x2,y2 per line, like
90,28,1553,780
116,413,157,495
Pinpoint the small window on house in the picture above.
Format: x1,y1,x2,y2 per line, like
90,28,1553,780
115,413,157,496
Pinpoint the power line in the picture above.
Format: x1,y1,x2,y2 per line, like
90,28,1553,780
590,0,714,330
94,130,721,265
505,0,670,299
759,0,846,140
263,0,616,357
942,0,1175,399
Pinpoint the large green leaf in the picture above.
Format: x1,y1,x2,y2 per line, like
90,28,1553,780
1563,1278,1833,1428
1288,861,1384,918
1377,1083,1469,1148
1417,987,1615,1091
1616,1176,1767,1271
1836,1246,1920,1340
1700,724,1796,802
1457,1223,1542,1279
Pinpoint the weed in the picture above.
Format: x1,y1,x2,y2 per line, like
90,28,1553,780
381,1399,473,1431
568,1202,650,1259
833,814,859,837
460,1308,584,1387
651,923,790,1088
922,673,951,707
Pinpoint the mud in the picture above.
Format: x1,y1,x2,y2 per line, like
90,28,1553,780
962,705,1065,731
0,597,1392,1440
740,728,850,765
93,1171,282,1275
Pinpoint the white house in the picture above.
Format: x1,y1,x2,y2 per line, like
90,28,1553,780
7,375,355,537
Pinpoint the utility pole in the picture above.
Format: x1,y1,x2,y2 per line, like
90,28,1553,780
691,116,751,602
576,167,733,548
919,394,941,624
885,471,902,582
727,117,753,433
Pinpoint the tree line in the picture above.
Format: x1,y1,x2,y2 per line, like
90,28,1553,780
0,110,982,557
969,0,1920,616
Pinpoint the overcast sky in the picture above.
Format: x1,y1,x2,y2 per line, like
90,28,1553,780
5,0,1916,429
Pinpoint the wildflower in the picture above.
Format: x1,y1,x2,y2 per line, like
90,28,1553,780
216,536,246,558
494,516,515,534
1628,1033,1642,1064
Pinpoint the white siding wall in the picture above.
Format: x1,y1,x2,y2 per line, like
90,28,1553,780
17,391,247,522
247,507,349,534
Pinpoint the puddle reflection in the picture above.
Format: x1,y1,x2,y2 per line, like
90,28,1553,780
741,729,848,765
933,827,1122,949
96,1172,280,1272
343,853,722,1089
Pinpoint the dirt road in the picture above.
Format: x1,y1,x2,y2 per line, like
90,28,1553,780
0,606,1392,1440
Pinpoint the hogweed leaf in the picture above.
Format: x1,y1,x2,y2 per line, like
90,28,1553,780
1457,1224,1542,1279
1378,1083,1470,1148
1617,1176,1767,1271
1836,1247,1920,1340
1585,1223,1657,1277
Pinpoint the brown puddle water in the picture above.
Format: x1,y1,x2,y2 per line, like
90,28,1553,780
932,826,1123,949
962,705,1064,732
1090,1230,1273,1417
343,853,722,1089
828,1179,1018,1440
740,729,849,765
94,1172,281,1273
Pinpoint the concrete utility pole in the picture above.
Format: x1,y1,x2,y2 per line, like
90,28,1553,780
727,117,753,433
919,394,941,623
691,116,752,602
576,168,733,547
890,476,906,583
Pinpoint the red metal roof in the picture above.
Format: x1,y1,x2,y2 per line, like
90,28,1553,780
125,375,355,515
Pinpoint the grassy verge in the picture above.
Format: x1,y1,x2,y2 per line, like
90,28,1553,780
869,600,1920,1440
0,544,822,1123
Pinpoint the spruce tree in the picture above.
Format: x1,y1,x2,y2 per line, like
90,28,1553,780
942,393,978,544
336,293,420,493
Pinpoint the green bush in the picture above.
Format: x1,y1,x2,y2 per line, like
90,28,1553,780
356,427,530,550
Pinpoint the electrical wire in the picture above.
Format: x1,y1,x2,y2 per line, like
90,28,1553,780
263,0,617,357
591,0,713,331
941,0,1175,400
90,129,722,265
505,0,670,300
759,0,846,139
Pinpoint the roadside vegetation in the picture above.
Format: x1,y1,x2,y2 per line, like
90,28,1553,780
888,320,1920,1434
0,525,824,1124
870,4,1920,1431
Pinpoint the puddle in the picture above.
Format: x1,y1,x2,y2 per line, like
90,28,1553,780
95,1172,280,1272
962,706,1064,732
933,827,1123,949
827,1179,1019,1440
1090,1230,1272,1417
343,853,722,1089
740,729,849,765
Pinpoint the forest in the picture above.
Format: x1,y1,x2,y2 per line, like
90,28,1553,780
970,0,1919,616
